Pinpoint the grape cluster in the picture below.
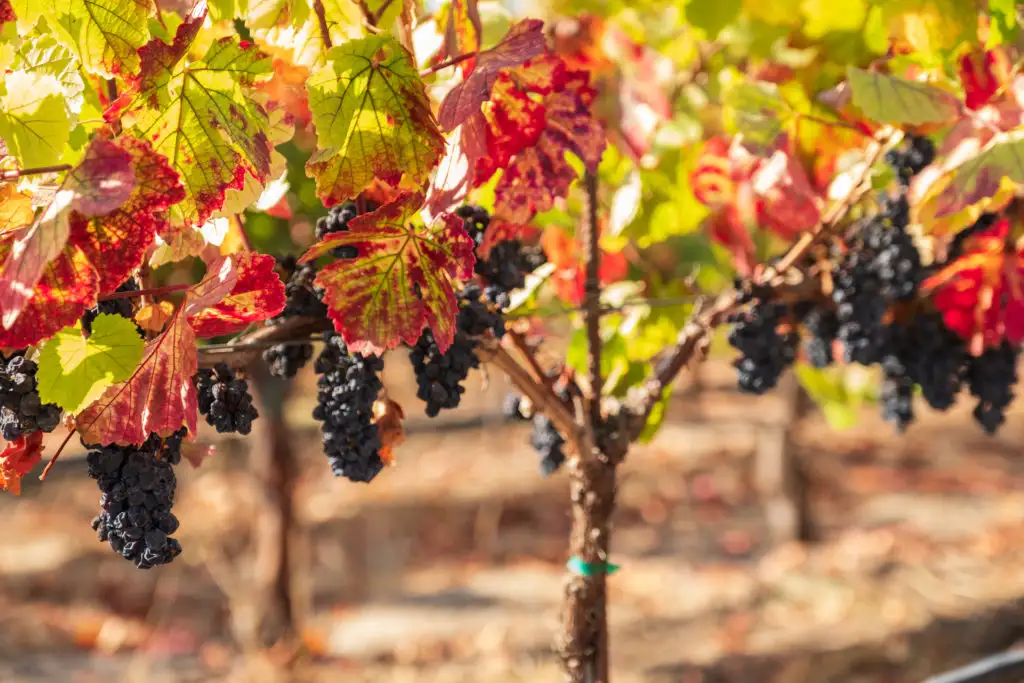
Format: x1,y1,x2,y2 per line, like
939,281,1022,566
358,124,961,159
261,256,327,378
315,201,376,259
86,429,185,569
411,284,506,417
0,353,62,441
82,278,144,337
885,134,936,186
532,413,566,476
455,204,547,309
194,363,259,435
802,308,838,368
312,332,385,482
966,342,1020,434
502,392,530,421
727,300,798,395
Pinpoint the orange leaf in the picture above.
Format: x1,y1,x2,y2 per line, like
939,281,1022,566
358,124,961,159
0,432,44,495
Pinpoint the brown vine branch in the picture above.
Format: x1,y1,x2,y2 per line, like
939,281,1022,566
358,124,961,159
372,0,396,24
98,283,191,301
313,0,333,49
582,171,603,427
630,129,894,438
420,52,477,77
0,164,72,181
197,316,332,369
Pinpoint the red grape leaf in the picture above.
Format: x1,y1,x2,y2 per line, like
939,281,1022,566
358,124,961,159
424,112,488,218
76,306,198,446
188,252,286,337
923,217,1024,353
67,136,136,217
68,134,185,292
437,18,546,132
0,133,136,326
959,50,1006,111
0,432,44,495
181,255,242,317
0,0,15,27
299,191,475,355
485,56,606,223
0,234,98,349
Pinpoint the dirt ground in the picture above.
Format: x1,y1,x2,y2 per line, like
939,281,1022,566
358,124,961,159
3,355,1024,683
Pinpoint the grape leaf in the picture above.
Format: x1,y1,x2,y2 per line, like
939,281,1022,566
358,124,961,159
988,0,1019,47
76,305,198,445
932,130,1024,219
188,252,286,337
437,18,546,132
305,35,444,207
68,134,186,292
424,113,488,218
0,70,72,167
923,217,1024,353
114,11,273,229
0,184,33,232
300,191,475,355
66,136,136,217
0,432,44,495
13,35,88,116
0,234,98,349
722,80,789,150
46,0,153,78
846,67,960,126
0,190,75,329
485,57,606,223
684,0,741,38
36,314,146,413
0,134,136,326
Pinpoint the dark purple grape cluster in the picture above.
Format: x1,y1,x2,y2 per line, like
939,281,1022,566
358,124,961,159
193,363,259,435
82,278,144,338
0,353,62,441
802,308,838,368
313,332,385,483
315,201,360,259
410,284,505,417
727,301,798,395
884,134,936,186
261,255,327,378
455,204,547,309
86,429,185,569
966,341,1019,434
502,392,530,421
531,413,566,476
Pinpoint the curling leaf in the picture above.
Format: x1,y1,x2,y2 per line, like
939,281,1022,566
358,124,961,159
187,252,286,337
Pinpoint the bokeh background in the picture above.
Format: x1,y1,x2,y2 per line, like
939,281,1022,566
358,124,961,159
6,0,1024,681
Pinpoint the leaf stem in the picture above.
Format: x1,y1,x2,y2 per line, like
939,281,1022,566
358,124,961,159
313,0,333,49
98,283,192,301
0,164,72,181
420,52,477,77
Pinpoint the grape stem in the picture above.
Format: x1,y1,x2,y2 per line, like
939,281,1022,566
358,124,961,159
420,52,478,78
313,0,333,48
98,283,191,301
0,164,72,180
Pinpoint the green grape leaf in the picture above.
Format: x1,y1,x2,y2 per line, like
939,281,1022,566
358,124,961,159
45,0,152,78
987,0,1019,47
637,388,671,444
933,130,1024,218
0,70,72,167
800,0,867,37
299,191,475,355
114,8,273,229
36,314,145,413
722,79,790,150
13,35,87,116
305,35,444,207
846,67,959,125
684,0,741,38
